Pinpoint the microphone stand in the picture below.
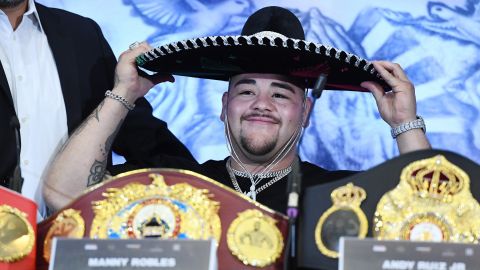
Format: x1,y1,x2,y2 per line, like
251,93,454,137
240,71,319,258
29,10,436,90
284,157,301,270
9,115,24,193
284,74,328,270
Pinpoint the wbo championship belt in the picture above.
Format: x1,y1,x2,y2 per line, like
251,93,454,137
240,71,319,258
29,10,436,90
374,155,480,242
0,186,37,270
37,169,288,270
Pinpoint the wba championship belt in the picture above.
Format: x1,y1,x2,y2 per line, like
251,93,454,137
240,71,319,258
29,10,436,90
37,169,288,270
374,155,480,242
298,149,480,270
0,186,37,270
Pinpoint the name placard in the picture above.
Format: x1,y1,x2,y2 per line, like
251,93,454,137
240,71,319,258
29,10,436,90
48,238,217,270
339,237,479,270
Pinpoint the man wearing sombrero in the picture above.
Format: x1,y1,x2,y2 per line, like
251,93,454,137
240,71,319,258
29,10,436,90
44,6,430,213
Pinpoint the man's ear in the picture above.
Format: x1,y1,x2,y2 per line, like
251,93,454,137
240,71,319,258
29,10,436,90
302,97,313,128
220,92,228,122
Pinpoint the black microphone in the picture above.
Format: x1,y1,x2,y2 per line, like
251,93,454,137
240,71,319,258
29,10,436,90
284,158,302,270
287,158,302,219
9,115,24,193
312,74,327,99
284,74,328,270
302,73,328,138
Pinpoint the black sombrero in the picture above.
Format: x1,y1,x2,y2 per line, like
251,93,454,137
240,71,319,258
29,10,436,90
136,6,389,91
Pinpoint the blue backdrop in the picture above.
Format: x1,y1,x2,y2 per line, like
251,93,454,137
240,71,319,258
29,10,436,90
38,0,480,170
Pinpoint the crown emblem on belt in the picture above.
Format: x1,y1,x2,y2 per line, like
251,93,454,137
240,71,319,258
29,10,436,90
405,155,465,202
331,183,366,206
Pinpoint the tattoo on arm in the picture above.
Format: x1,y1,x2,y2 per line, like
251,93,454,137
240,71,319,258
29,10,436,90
74,100,105,136
86,119,124,187
58,100,106,154
87,159,107,187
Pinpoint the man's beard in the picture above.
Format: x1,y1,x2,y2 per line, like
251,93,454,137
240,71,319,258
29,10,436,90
240,131,277,156
0,0,24,8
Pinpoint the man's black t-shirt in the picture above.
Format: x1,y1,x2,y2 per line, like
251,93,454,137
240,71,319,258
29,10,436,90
201,159,355,213
114,155,356,214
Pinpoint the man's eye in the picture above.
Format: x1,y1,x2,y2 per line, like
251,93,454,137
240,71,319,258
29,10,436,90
273,93,287,99
240,90,253,95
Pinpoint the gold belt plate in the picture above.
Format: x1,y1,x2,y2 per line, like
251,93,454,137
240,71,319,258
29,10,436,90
0,204,35,263
43,209,85,262
374,155,480,243
89,173,221,243
227,209,284,267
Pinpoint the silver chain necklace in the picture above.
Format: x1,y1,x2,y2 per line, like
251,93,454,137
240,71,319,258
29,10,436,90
229,166,293,182
226,160,292,200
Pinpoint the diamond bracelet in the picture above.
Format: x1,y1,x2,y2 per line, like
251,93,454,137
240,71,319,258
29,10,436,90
105,90,135,111
391,115,426,139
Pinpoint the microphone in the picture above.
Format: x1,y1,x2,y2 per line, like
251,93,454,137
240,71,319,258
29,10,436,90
285,74,328,270
311,74,327,99
9,115,24,193
302,74,328,135
284,157,302,270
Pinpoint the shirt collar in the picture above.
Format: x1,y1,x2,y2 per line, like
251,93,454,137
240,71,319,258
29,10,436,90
0,0,45,33
26,0,44,33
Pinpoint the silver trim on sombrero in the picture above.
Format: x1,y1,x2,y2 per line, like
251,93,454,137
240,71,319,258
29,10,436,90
220,36,231,46
245,36,253,45
233,37,240,46
335,50,342,60
253,31,287,40
171,43,181,52
164,45,173,54
139,33,379,78
179,40,190,50
304,42,311,52
200,37,209,47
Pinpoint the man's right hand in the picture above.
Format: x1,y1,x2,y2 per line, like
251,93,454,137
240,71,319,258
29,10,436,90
112,42,174,104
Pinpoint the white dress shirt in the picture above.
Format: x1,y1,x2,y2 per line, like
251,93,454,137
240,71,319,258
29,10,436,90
0,0,68,220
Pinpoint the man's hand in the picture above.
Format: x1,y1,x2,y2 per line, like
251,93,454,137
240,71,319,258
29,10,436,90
361,61,431,153
113,42,174,104
361,61,417,127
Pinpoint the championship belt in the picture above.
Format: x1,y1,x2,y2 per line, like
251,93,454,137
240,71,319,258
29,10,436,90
314,183,367,258
374,155,480,242
227,209,284,267
89,173,221,241
37,169,288,270
42,209,85,263
0,186,36,270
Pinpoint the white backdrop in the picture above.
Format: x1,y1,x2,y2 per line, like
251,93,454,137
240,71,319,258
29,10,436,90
38,0,480,170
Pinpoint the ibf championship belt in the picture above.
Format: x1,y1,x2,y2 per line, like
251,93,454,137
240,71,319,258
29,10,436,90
374,155,480,242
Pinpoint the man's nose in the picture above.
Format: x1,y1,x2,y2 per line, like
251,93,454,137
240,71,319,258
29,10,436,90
250,93,273,111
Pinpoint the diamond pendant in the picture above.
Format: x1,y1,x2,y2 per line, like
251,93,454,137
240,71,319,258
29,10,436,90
248,184,256,200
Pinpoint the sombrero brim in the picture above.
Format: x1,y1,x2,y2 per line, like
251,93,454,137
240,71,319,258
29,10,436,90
136,34,389,91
